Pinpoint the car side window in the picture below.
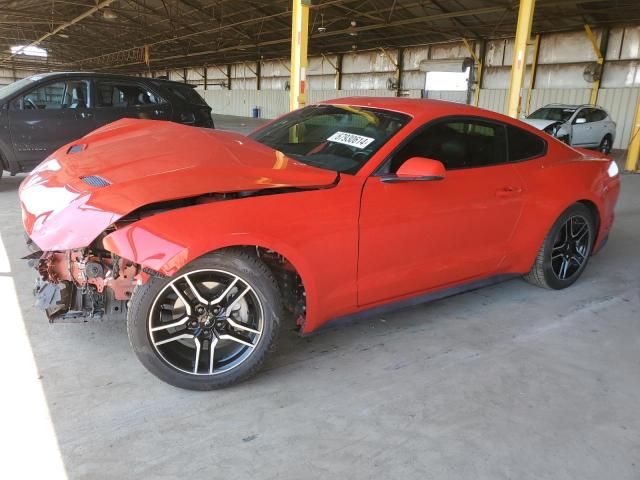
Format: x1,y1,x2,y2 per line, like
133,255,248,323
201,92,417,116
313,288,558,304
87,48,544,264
507,125,546,161
574,108,592,123
96,82,161,108
588,109,607,122
389,119,507,172
19,80,90,110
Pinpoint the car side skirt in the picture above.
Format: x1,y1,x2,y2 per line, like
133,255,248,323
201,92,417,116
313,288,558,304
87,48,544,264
303,273,519,336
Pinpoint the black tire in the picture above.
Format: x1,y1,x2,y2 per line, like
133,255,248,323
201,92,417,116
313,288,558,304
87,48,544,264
599,135,612,155
127,248,282,390
523,203,595,290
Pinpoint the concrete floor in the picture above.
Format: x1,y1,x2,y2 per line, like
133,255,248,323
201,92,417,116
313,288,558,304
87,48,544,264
1,118,639,479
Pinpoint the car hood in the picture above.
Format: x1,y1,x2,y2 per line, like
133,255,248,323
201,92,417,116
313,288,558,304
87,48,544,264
521,118,560,130
20,118,337,251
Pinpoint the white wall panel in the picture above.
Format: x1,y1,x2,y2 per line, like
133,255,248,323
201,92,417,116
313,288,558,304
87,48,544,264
485,39,507,67
430,42,467,60
478,89,508,113
601,61,640,87
308,89,397,103
308,75,337,90
598,88,640,148
538,30,601,64
535,64,591,89
342,50,397,74
200,89,288,118
261,59,290,78
403,70,425,90
307,55,337,75
618,25,640,60
529,88,591,111
424,90,467,103
404,46,431,70
341,73,396,90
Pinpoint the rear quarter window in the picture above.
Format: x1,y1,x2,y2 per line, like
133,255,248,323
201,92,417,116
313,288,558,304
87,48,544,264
164,84,207,105
508,125,546,161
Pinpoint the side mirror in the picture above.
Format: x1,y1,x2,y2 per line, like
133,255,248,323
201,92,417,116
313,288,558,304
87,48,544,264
381,157,446,183
574,117,587,124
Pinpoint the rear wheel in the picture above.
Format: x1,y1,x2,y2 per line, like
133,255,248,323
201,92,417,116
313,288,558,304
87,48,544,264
524,204,595,289
127,249,282,390
599,135,612,154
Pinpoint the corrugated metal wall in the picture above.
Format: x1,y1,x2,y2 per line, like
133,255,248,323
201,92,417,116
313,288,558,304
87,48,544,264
200,89,403,119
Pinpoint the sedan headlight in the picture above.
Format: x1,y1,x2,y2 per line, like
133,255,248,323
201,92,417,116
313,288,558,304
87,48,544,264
607,161,619,178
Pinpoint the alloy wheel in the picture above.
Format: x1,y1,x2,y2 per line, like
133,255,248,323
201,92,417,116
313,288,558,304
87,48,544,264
148,269,264,376
550,215,591,280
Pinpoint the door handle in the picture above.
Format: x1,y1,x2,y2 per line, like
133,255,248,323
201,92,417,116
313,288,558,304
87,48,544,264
77,111,93,119
495,186,522,198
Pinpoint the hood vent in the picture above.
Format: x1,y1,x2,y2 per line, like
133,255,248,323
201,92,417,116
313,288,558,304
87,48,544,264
80,175,111,188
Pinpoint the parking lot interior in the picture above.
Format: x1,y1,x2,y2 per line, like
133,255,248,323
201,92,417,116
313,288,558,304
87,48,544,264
1,1,640,479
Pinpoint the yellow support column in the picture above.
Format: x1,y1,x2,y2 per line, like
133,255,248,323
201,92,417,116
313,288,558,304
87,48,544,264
525,34,540,116
290,0,310,111
584,24,604,105
625,96,640,172
507,0,536,118
462,38,483,107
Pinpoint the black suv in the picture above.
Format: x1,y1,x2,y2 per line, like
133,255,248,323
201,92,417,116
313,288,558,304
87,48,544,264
0,72,214,177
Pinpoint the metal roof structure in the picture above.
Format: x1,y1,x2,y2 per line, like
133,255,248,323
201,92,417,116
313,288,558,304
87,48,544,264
0,0,637,72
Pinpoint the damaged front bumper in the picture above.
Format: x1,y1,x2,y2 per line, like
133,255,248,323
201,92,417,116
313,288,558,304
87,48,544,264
26,240,136,323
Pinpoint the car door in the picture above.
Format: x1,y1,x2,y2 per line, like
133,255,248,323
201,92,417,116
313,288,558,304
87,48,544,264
357,118,524,306
570,107,595,146
8,78,97,169
92,79,171,128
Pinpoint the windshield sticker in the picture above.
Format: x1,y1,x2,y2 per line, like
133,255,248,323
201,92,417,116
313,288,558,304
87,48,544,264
327,131,375,149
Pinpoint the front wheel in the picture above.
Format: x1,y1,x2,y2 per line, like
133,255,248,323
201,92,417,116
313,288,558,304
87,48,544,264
523,204,595,289
599,135,612,155
127,249,282,390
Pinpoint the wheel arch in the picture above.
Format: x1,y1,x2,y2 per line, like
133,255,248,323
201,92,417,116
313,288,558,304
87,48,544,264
103,227,318,331
576,198,601,251
208,245,309,330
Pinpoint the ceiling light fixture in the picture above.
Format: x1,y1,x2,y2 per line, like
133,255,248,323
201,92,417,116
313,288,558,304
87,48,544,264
318,14,326,33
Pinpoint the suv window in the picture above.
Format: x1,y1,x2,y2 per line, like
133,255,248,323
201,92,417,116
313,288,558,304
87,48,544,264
96,82,161,108
390,119,507,172
574,108,593,123
19,80,89,110
507,125,546,161
588,109,607,122
163,84,207,105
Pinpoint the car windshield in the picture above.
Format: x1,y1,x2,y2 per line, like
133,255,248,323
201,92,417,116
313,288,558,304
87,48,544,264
528,107,576,122
249,104,411,174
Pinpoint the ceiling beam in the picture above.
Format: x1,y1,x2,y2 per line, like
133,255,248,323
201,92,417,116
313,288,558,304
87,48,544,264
2,0,116,64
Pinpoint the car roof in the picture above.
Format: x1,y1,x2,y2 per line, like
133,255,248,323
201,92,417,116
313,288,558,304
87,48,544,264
319,96,531,125
540,104,605,110
24,71,196,88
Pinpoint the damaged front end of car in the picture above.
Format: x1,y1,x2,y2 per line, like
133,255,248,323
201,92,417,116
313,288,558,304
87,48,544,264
19,118,335,325
27,236,138,323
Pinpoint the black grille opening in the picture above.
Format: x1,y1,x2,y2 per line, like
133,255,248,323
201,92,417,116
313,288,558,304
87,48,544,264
80,175,111,187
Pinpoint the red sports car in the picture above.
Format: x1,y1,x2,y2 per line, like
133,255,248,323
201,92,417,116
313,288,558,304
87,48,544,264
20,98,620,390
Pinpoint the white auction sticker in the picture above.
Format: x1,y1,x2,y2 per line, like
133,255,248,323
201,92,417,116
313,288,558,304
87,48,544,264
327,131,375,149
